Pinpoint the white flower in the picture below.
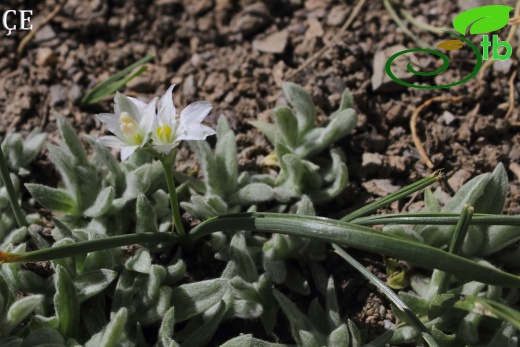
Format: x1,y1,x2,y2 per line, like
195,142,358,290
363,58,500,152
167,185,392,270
151,85,216,155
96,92,157,160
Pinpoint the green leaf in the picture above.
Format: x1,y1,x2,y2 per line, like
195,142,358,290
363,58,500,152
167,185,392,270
136,194,158,234
158,307,176,347
20,328,65,347
81,54,154,105
85,308,127,347
54,265,79,338
326,277,341,329
238,183,275,204
249,120,277,145
433,293,520,330
22,128,47,167
190,213,520,287
84,186,114,218
230,233,258,282
282,82,316,133
310,149,348,203
189,141,219,195
57,116,88,166
298,108,357,158
274,106,299,148
299,330,322,347
181,195,221,220
46,144,77,194
181,300,227,347
328,324,350,347
330,88,354,119
171,278,229,322
473,163,508,214
74,269,118,303
6,295,43,329
125,248,152,274
25,184,77,214
273,290,315,345
219,334,290,347
453,5,514,35
215,120,238,197
85,136,125,194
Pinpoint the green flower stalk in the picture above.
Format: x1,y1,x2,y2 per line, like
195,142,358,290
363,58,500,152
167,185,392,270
0,232,177,264
95,85,216,239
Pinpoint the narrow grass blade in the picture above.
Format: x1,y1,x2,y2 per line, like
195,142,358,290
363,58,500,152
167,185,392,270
80,54,154,106
332,244,438,347
436,204,473,295
353,213,520,226
341,171,442,222
0,232,177,263
189,212,520,287
432,294,520,331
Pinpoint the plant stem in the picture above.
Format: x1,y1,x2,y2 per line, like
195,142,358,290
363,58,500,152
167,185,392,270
189,212,520,287
436,204,474,295
159,156,186,239
352,213,520,226
0,144,27,228
341,170,442,222
0,232,177,263
333,244,439,347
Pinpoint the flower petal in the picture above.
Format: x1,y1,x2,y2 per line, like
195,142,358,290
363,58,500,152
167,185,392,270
179,101,212,125
97,136,129,148
115,93,146,123
158,85,176,126
121,146,139,161
177,124,216,141
96,113,124,138
153,143,178,155
140,97,158,144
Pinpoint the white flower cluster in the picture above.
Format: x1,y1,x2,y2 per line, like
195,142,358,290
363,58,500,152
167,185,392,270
96,85,215,160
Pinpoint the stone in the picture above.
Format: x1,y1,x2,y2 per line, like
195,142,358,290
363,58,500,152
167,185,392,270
362,153,383,174
36,47,57,67
326,5,348,26
50,84,68,107
509,163,520,181
305,17,324,40
34,25,56,43
439,111,456,125
231,3,271,36
253,30,289,54
362,179,400,197
372,45,418,92
448,169,472,191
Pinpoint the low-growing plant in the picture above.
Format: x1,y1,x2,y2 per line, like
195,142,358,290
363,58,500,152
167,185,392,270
0,81,519,347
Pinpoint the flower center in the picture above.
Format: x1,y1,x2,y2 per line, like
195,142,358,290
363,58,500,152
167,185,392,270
156,124,173,142
119,112,142,144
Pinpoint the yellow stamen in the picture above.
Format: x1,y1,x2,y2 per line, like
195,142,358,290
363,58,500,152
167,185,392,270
156,125,172,142
119,112,142,144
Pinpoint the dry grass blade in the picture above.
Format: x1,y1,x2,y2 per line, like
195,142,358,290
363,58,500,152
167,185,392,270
17,1,67,59
285,0,367,80
505,70,517,122
411,96,465,169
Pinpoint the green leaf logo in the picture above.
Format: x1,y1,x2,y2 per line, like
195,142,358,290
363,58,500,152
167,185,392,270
453,5,514,35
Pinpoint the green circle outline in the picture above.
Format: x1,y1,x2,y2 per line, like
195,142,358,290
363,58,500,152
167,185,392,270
384,31,483,90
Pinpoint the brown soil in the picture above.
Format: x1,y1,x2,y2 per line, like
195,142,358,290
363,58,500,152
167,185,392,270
1,0,519,344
